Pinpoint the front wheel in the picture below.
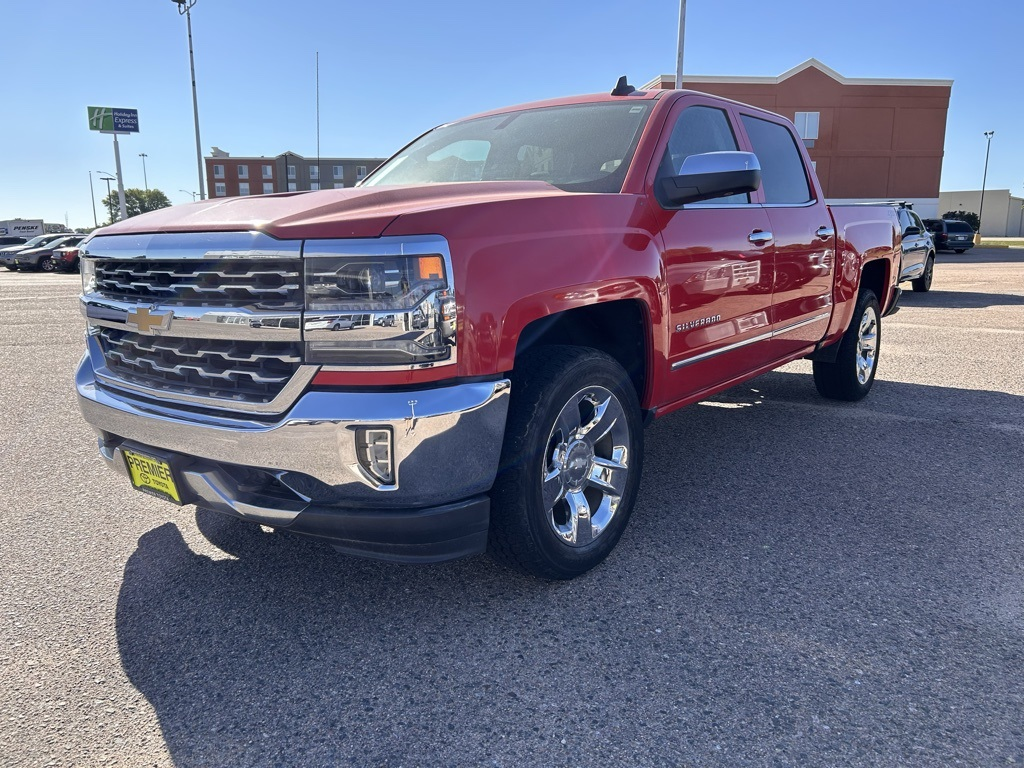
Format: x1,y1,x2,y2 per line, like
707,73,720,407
813,289,880,401
489,346,644,580
38,257,55,272
911,254,934,292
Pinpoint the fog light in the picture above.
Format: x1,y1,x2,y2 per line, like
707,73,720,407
355,427,395,487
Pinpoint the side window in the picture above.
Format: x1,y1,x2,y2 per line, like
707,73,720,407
897,208,914,232
910,211,926,232
740,115,812,205
657,105,747,206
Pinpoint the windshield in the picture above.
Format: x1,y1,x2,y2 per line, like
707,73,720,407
362,101,652,194
22,235,50,247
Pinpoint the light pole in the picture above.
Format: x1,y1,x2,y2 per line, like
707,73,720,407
171,0,206,200
88,171,99,228
99,174,116,223
179,189,198,201
675,0,687,89
977,130,994,244
139,152,149,191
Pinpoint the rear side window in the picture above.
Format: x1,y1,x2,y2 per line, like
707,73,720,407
740,115,812,205
923,219,942,232
946,221,974,233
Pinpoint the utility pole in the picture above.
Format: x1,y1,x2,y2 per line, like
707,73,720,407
99,175,116,223
675,0,686,89
139,153,149,191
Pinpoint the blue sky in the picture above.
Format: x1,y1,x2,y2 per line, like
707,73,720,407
1,0,1020,228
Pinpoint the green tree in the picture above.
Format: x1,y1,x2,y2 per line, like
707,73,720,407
100,188,172,223
942,210,980,231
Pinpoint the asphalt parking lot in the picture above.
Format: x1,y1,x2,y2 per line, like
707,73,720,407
1,248,1022,767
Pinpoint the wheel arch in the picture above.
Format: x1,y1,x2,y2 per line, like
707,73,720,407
510,299,654,410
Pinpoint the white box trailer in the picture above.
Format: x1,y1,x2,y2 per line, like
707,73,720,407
0,219,45,237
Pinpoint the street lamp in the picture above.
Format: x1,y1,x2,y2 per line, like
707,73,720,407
98,173,117,223
88,171,99,228
139,153,149,191
977,130,994,244
170,0,206,201
179,189,198,201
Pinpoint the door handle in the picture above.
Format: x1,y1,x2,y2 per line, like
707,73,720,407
816,226,835,241
748,230,773,245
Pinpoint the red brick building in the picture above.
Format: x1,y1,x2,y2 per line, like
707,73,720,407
644,59,952,217
204,148,385,199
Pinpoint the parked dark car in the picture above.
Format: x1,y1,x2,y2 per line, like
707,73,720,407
0,234,68,270
0,236,27,249
895,205,936,292
923,219,975,253
52,245,83,273
13,234,85,272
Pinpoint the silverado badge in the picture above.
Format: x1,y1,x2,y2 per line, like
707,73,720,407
125,306,173,334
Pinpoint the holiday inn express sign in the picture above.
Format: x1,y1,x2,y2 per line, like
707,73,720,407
87,106,139,134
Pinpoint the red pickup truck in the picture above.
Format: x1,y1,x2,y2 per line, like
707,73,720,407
77,81,901,579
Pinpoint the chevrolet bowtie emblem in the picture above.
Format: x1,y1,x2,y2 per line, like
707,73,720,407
125,306,173,334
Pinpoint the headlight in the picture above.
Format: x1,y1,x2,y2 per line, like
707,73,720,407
302,236,457,369
81,257,97,294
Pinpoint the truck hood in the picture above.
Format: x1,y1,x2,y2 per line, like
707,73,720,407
97,182,571,241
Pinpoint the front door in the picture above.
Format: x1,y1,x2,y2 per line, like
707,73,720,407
651,101,776,403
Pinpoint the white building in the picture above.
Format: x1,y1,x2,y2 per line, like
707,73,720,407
938,189,1024,237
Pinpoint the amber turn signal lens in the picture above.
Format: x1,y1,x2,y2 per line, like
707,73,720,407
418,256,443,281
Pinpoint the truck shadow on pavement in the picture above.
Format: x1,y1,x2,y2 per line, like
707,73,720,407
115,371,1024,766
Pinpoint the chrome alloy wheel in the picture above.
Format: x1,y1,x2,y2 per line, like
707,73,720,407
541,385,631,547
856,305,879,384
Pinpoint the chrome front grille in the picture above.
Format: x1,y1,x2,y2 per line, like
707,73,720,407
94,259,302,305
97,328,302,404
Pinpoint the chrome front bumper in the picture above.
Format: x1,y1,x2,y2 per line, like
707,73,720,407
77,352,510,559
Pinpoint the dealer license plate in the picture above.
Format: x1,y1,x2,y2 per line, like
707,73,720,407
123,449,182,504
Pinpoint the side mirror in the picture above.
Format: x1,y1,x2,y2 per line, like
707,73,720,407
904,226,921,236
660,151,761,207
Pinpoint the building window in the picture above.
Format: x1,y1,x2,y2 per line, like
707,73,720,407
334,183,345,189
288,182,297,192
239,182,250,196
333,165,344,178
214,183,226,197
310,182,320,190
287,165,296,180
238,165,248,179
263,182,274,194
356,165,367,180
213,164,225,179
794,112,820,141
310,166,319,180
262,164,273,179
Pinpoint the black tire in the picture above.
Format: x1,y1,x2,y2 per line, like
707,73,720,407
812,289,880,402
954,249,966,254
38,257,54,273
911,254,934,292
489,346,644,580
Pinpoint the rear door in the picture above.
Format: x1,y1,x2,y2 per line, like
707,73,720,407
737,112,835,361
649,97,776,402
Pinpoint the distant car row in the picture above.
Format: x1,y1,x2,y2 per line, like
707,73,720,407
0,233,85,273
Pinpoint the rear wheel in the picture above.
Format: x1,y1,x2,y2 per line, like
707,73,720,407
489,346,644,580
813,289,880,402
954,249,966,254
911,254,934,292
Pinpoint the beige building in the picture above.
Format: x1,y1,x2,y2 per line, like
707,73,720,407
938,190,1024,237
